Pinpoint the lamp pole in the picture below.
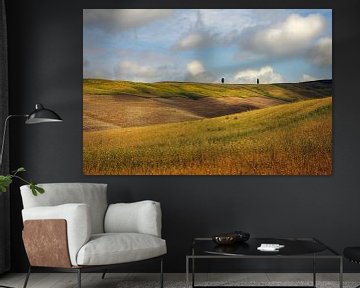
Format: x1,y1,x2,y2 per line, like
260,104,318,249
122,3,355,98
0,104,62,288
0,114,28,168
0,115,27,288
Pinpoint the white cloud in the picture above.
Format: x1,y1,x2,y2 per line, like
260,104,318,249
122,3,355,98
310,37,332,67
113,60,185,82
174,11,214,51
234,66,284,84
83,9,173,32
301,74,317,82
115,61,161,82
187,60,205,76
200,9,255,34
198,10,281,44
174,10,252,51
184,60,217,83
175,33,210,50
244,13,326,56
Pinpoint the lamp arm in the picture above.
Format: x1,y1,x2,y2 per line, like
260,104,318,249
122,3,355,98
0,114,28,169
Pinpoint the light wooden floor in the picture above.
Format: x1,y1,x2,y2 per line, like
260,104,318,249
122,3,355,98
0,273,359,288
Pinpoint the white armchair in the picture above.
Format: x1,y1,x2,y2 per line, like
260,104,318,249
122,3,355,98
20,183,166,288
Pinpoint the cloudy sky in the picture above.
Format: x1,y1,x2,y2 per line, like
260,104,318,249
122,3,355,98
83,9,332,84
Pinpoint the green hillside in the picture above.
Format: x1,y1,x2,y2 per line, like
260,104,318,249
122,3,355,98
83,97,332,175
83,79,332,102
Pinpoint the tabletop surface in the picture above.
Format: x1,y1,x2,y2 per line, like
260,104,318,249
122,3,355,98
190,237,340,257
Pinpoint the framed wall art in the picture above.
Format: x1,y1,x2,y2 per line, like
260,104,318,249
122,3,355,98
83,9,332,175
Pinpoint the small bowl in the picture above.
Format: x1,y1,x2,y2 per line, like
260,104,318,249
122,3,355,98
212,234,237,245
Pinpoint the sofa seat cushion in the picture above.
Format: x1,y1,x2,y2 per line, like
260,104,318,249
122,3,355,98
76,233,167,266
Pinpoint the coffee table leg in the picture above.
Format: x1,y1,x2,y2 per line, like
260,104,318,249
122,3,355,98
313,255,316,287
339,257,343,288
192,257,195,288
186,257,189,288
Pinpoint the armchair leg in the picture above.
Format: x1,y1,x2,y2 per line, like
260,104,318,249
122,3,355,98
160,257,164,288
101,270,107,279
77,269,81,288
23,266,31,288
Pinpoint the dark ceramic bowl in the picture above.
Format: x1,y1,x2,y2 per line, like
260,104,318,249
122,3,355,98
212,231,250,246
212,233,237,245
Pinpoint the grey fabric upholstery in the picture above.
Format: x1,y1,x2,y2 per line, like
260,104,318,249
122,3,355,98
77,233,166,266
22,203,92,266
105,201,162,237
20,183,108,234
20,183,166,267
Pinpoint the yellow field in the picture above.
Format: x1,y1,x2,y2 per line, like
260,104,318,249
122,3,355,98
83,97,332,175
83,79,331,101
83,94,285,131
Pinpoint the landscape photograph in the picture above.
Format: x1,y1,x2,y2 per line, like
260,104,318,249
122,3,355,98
83,9,332,175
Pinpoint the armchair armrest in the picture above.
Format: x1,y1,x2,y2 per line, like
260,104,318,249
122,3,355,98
104,200,162,237
22,203,91,266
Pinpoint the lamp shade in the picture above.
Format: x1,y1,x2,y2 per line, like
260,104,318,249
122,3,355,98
25,104,63,124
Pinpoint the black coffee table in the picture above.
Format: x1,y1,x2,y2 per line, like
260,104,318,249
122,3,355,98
186,237,343,288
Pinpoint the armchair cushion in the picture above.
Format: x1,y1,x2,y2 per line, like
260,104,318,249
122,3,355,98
21,183,108,234
104,201,162,237
22,203,91,266
76,233,167,266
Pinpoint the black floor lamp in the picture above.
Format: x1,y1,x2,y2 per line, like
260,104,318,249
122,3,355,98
0,103,62,288
0,103,63,167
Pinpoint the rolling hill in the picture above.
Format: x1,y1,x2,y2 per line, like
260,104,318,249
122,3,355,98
83,79,332,131
83,79,332,101
83,97,332,175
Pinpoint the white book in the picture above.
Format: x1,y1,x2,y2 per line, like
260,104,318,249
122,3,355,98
257,243,285,251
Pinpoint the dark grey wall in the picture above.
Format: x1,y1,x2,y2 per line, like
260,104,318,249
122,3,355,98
5,0,360,273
